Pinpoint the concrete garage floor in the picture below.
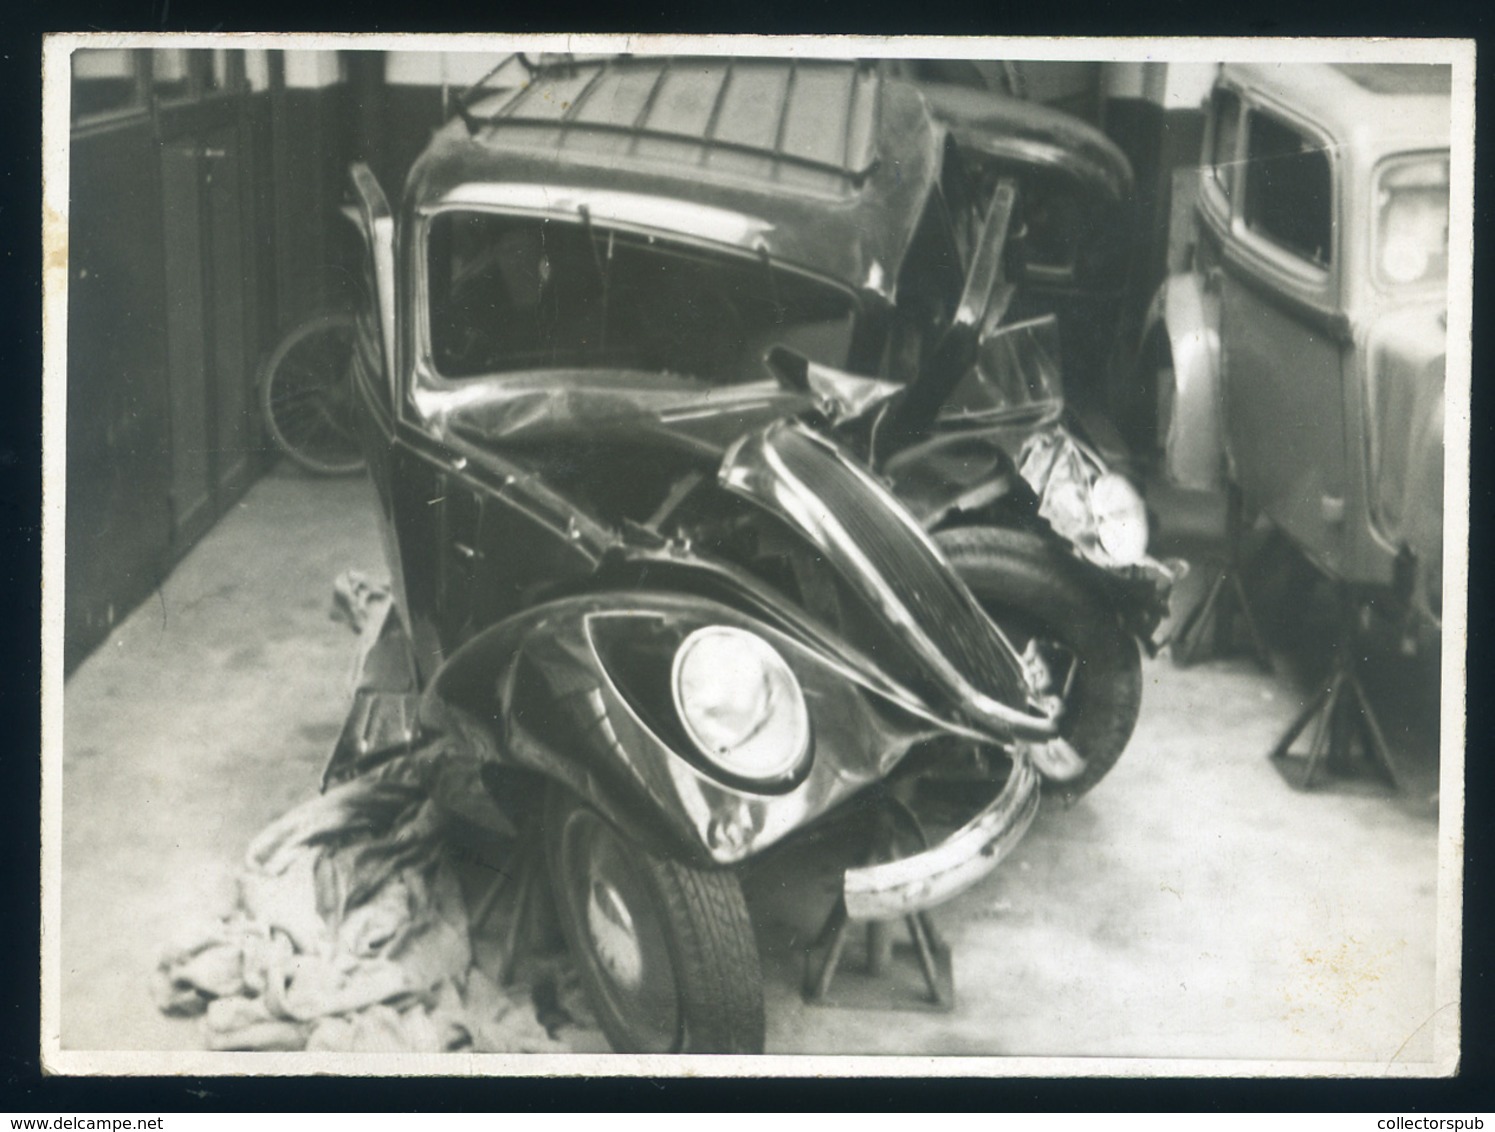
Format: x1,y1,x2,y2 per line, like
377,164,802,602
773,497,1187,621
55,463,1447,1067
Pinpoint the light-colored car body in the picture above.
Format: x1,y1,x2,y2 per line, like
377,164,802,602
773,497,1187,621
1142,62,1449,627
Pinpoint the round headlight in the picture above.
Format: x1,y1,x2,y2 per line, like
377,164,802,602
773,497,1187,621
1090,472,1149,566
671,627,810,783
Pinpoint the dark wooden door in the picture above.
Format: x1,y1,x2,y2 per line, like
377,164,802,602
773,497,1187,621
204,121,256,499
156,51,260,552
66,110,174,670
65,46,280,670
159,140,214,545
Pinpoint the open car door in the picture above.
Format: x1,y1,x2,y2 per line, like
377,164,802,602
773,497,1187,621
346,162,398,422
343,163,430,665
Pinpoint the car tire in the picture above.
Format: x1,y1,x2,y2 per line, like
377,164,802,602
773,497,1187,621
543,785,766,1054
936,526,1143,805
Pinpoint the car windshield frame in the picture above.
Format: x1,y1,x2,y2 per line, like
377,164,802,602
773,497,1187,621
414,201,865,393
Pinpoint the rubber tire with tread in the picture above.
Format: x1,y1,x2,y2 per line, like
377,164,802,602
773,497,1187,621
937,526,1143,804
543,785,766,1054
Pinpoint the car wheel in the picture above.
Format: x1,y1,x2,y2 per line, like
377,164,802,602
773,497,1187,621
543,786,766,1054
937,527,1143,805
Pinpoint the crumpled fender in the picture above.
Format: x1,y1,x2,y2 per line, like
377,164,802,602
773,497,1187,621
1141,274,1224,491
420,590,947,866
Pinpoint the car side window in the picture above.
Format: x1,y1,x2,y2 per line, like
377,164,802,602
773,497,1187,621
1206,87,1243,200
1242,111,1333,268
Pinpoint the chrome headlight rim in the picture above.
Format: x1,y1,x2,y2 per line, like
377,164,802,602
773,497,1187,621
670,625,812,786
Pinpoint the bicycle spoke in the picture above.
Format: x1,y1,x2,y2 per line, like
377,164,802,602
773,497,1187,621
262,313,366,474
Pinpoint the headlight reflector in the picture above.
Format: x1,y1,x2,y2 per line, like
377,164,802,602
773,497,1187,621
671,627,809,782
1091,472,1150,565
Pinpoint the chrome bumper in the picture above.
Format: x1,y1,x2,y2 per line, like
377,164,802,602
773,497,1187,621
842,753,1041,920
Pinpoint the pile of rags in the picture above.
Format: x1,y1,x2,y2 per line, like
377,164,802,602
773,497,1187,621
153,755,562,1053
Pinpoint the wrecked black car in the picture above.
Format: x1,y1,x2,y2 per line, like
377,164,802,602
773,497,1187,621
333,55,1172,1054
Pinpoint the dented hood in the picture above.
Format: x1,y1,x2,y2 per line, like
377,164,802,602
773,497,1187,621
438,369,816,459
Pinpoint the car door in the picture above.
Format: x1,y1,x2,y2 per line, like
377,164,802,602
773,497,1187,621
345,162,443,668
414,204,610,665
1212,95,1351,577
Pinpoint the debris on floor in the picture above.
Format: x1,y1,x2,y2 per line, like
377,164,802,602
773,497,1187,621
152,753,566,1053
330,569,389,635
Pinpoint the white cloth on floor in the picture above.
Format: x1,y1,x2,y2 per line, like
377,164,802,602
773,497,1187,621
154,755,560,1053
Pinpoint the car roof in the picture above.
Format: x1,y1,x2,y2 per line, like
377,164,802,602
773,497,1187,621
1221,61,1452,158
404,55,944,301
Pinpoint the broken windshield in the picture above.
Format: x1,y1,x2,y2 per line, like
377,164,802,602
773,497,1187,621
425,210,858,383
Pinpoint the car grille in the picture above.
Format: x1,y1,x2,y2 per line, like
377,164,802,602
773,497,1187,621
770,427,1027,705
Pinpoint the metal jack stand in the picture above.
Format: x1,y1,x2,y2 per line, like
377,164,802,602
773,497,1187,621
1268,589,1403,793
803,798,954,1012
803,899,954,1012
1172,483,1273,672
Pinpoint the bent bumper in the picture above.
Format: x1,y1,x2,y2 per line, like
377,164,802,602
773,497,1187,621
842,753,1041,920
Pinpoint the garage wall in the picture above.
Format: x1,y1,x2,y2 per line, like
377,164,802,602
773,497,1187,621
1014,60,1105,122
67,48,278,671
64,47,356,672
66,110,174,667
1101,62,1214,335
357,51,512,194
269,51,359,322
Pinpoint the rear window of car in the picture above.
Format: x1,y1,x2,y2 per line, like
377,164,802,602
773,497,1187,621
425,211,857,383
1242,111,1333,268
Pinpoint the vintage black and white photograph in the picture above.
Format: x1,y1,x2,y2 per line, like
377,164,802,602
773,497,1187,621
40,34,1472,1075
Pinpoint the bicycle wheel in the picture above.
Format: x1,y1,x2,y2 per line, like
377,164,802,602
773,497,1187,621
259,311,366,475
